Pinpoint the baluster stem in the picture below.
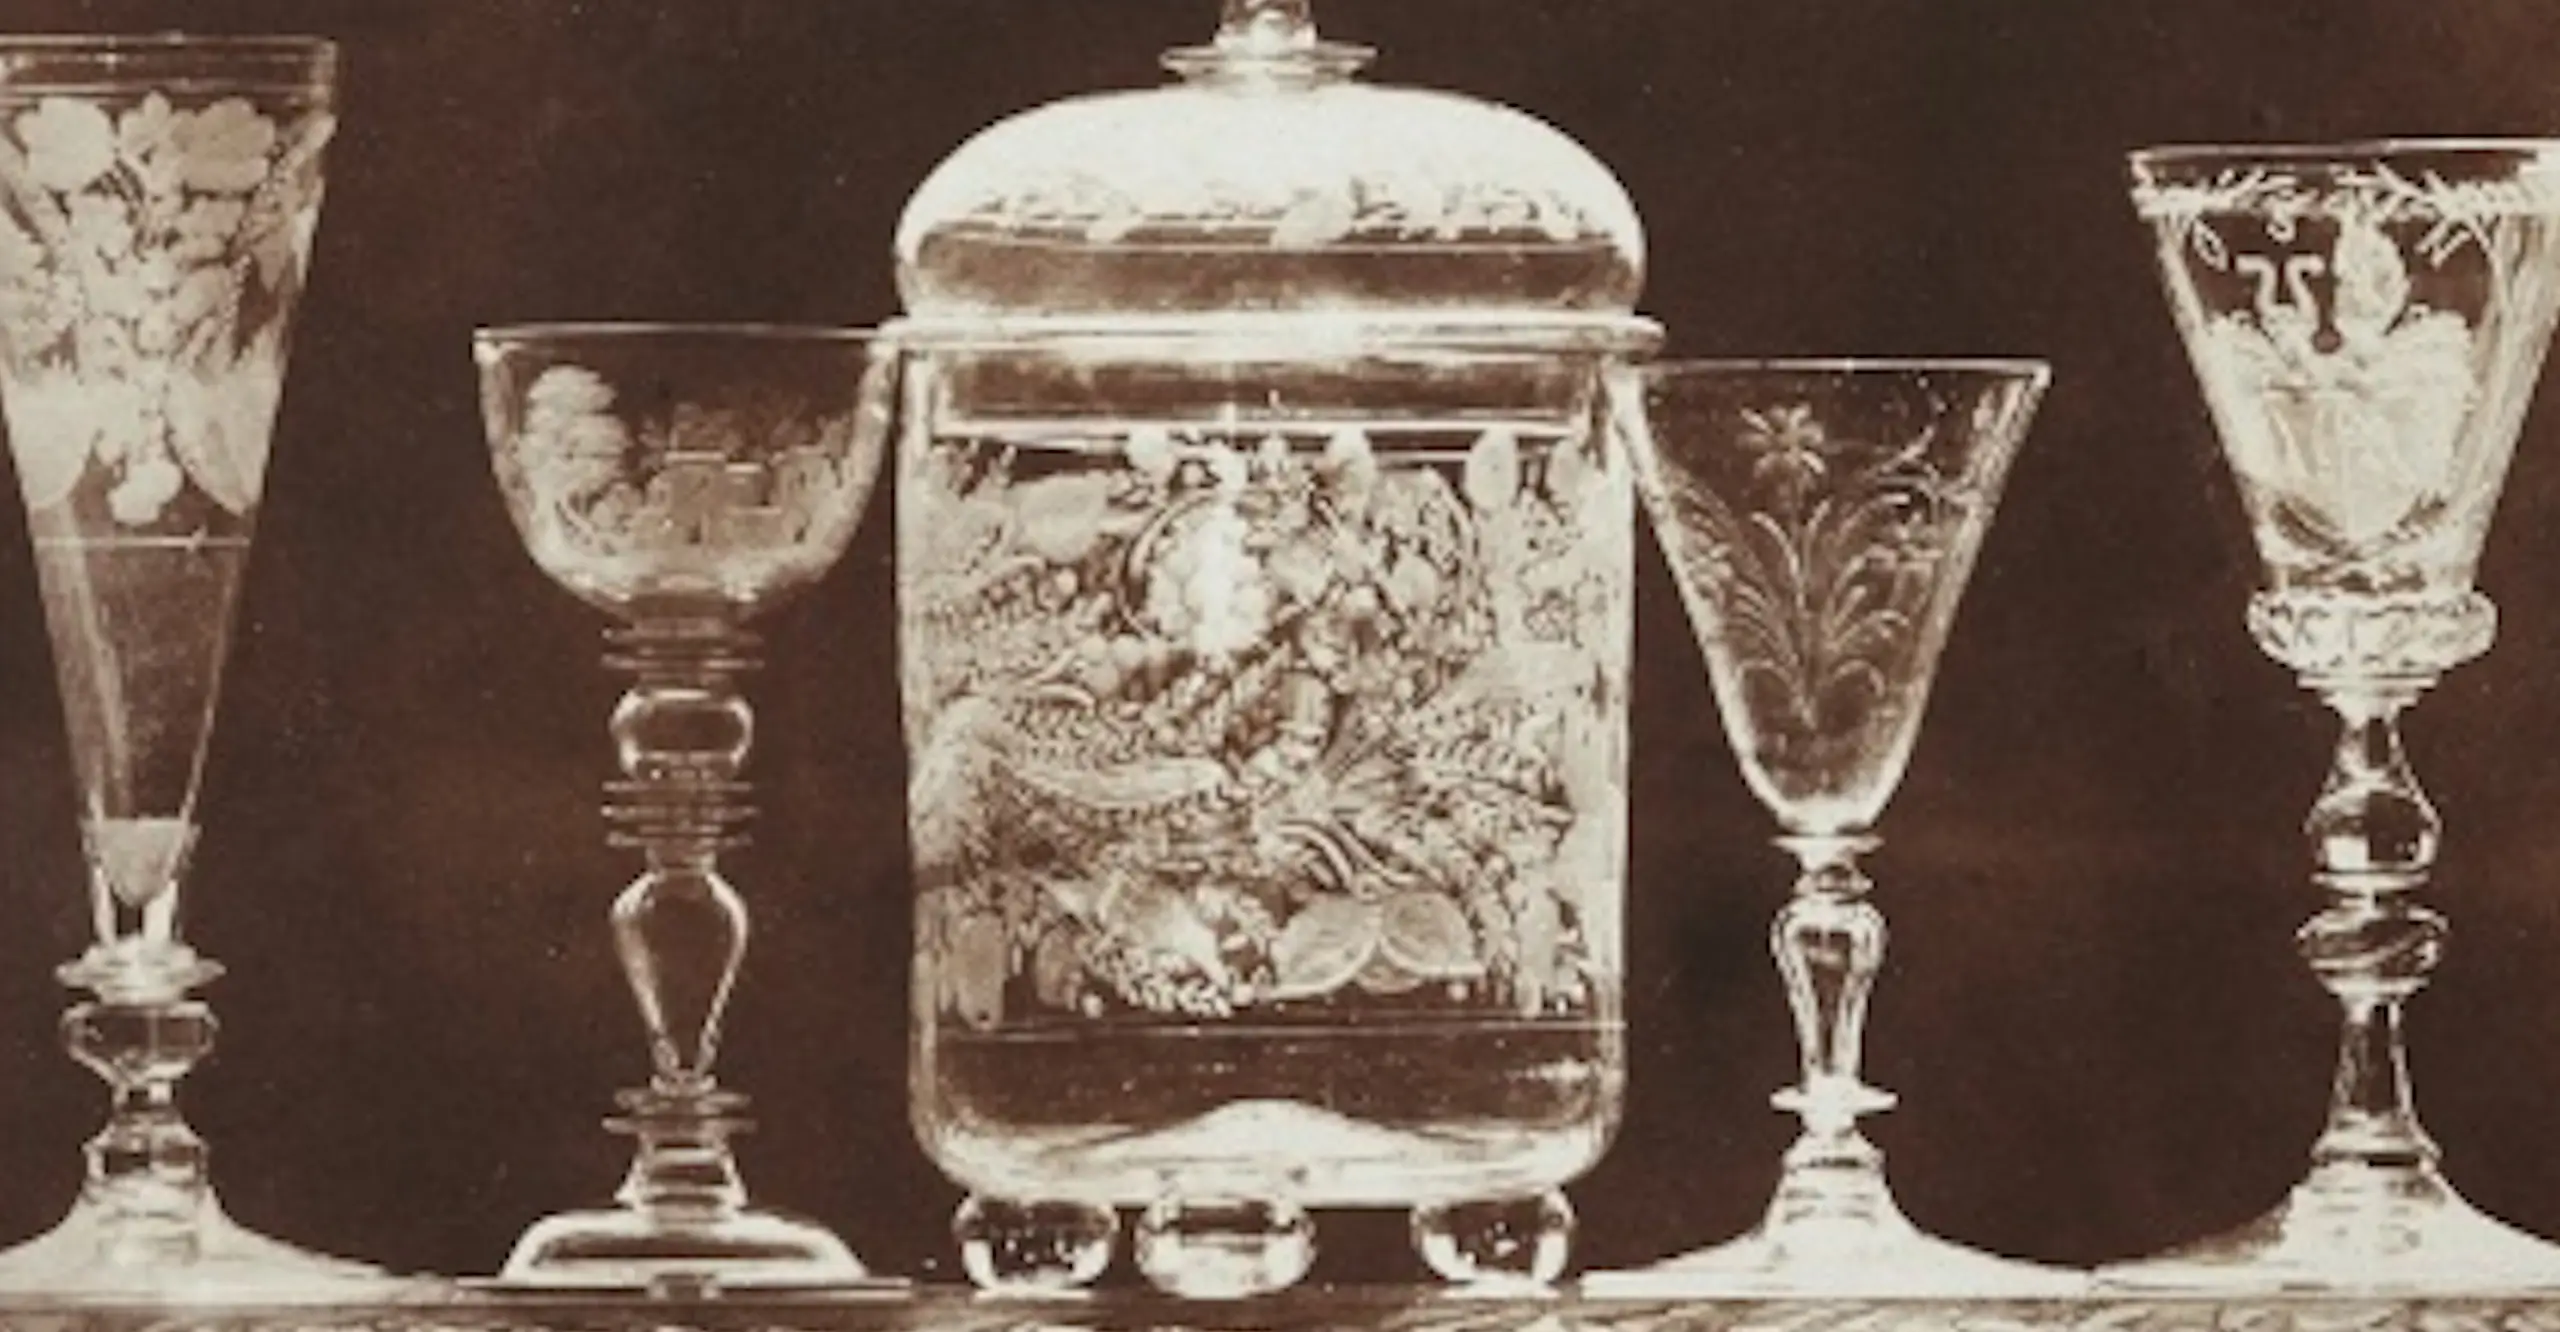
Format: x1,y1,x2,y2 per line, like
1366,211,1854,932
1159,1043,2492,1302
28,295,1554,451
2299,684,2448,1185
600,619,761,1222
1764,833,1899,1229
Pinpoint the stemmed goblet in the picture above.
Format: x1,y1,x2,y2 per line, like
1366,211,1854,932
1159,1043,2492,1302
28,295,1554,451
2108,141,2560,1293
473,324,897,1295
1586,359,2073,1297
0,34,412,1302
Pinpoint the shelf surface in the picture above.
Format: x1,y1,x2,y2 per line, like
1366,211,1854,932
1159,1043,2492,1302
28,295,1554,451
4,1288,2560,1332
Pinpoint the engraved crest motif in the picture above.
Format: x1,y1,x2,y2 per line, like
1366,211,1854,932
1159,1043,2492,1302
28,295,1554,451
2138,160,2560,578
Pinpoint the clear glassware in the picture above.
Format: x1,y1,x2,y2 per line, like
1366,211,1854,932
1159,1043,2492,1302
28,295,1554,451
2103,141,2560,1294
898,328,1645,1300
891,0,1658,1299
1583,359,2077,1299
0,34,422,1304
471,324,900,1296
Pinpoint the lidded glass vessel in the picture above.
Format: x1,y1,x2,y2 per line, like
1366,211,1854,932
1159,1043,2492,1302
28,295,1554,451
891,0,1657,1297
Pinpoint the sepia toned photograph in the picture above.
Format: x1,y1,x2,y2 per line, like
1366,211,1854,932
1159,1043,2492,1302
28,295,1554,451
4,0,2560,1327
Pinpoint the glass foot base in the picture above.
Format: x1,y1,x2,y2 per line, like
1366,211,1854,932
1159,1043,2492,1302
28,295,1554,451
486,1203,903,1297
2098,1163,2560,1296
0,1195,430,1306
1131,1195,1315,1299
1583,1185,2084,1298
1413,1192,1575,1293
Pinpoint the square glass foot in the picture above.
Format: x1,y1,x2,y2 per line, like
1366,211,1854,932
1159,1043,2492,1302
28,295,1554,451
0,1195,436,1307
2098,1165,2560,1296
482,1203,906,1298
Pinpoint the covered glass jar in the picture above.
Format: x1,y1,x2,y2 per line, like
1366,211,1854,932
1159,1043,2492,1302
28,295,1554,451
891,0,1658,1296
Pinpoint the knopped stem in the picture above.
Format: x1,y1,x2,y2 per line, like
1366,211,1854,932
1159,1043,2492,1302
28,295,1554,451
2298,683,2448,1184
60,994,220,1262
52,893,230,1262
601,620,761,1222
1764,833,1898,1228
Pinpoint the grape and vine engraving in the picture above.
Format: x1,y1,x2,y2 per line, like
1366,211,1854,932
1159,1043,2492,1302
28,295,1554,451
0,92,333,526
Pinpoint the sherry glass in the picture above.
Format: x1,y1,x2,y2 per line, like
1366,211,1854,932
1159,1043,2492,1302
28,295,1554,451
2106,140,2560,1293
1585,359,2076,1298
473,323,899,1295
0,34,411,1303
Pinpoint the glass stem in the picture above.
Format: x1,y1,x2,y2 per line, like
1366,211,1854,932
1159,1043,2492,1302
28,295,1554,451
1765,833,1898,1221
62,998,218,1260
2300,683,2447,1180
600,620,761,1221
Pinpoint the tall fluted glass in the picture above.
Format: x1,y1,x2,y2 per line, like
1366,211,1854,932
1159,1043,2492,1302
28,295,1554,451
472,323,899,1296
0,35,414,1304
2106,141,2560,1294
1585,359,2078,1298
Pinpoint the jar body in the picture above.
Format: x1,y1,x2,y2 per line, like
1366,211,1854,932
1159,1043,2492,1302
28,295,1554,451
900,335,1632,1212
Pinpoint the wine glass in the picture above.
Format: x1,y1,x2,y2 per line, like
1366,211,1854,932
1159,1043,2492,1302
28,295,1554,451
1584,358,2076,1297
0,33,422,1303
2104,140,2560,1294
471,323,899,1295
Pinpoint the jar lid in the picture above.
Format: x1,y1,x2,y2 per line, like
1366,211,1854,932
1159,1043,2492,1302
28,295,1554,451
894,0,1651,343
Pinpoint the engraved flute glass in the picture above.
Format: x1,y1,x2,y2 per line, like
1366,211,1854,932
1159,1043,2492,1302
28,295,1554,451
1586,359,2076,1298
0,35,411,1303
2105,141,2560,1294
473,324,898,1295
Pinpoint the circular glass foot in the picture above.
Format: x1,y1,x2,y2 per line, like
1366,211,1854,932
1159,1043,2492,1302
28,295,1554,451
2097,1164,2560,1295
1132,1195,1316,1299
0,1196,437,1307
486,1202,897,1297
1412,1191,1575,1293
953,1196,1117,1295
1581,1189,2083,1299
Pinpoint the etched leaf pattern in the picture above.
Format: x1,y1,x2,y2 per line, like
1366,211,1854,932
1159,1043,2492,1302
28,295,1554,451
904,423,1628,1028
967,170,1595,251
1654,407,1974,833
0,92,333,526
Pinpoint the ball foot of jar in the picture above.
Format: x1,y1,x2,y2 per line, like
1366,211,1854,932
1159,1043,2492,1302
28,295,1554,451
1412,1190,1574,1294
952,1196,1116,1296
1132,1195,1315,1299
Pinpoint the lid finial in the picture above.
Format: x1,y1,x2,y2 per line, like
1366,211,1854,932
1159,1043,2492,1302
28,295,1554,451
1167,0,1371,83
1217,0,1318,55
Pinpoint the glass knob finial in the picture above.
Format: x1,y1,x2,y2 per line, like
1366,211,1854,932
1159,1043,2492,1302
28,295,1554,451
1169,0,1367,82
1217,0,1318,53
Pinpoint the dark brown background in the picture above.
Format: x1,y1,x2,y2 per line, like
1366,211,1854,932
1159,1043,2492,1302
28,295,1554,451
6,0,2560,1289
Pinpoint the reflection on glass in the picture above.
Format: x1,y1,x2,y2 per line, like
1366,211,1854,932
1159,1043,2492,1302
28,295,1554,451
2103,140,2560,1295
471,323,899,1296
0,33,421,1304
1586,359,2077,1298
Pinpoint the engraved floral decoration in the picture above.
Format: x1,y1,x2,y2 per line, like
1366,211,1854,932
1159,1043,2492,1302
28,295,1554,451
0,91,334,528
2135,159,2560,593
487,362,878,611
905,419,1629,1030
1638,393,2010,836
